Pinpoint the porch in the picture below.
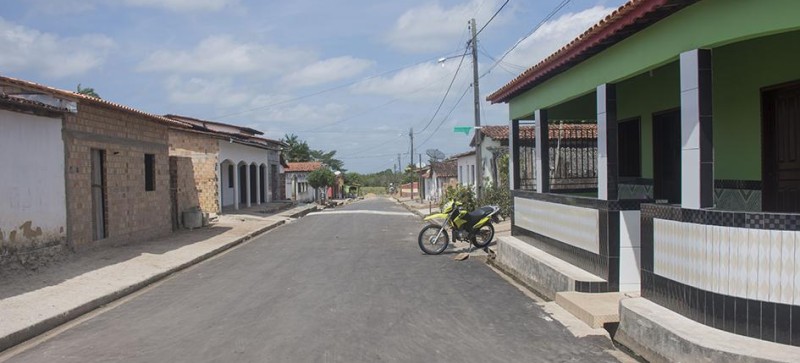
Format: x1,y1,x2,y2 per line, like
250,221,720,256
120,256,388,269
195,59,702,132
494,0,800,350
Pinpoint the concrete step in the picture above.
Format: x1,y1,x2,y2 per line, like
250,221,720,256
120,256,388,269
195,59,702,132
490,236,605,300
616,297,800,363
555,291,623,329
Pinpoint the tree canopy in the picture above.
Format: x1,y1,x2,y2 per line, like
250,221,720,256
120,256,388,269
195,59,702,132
281,134,311,162
76,84,101,98
307,167,335,189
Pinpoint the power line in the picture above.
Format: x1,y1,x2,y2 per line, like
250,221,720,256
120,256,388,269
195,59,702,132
475,0,510,37
481,0,572,78
414,47,469,134
417,84,473,150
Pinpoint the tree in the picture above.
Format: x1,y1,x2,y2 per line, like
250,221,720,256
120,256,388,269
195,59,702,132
307,167,335,202
281,134,312,162
310,149,344,172
344,172,363,186
76,84,101,98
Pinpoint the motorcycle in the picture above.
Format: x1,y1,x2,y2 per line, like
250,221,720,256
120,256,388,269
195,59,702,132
417,199,501,255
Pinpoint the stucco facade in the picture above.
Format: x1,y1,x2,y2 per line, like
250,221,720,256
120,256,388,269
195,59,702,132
0,106,67,269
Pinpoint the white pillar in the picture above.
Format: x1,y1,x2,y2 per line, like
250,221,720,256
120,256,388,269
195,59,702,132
680,49,713,209
597,83,618,201
255,165,261,205
534,109,550,193
233,164,240,210
246,164,252,208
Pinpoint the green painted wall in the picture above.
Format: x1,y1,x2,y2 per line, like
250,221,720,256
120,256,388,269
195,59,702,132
508,0,800,120
713,30,800,180
617,62,680,178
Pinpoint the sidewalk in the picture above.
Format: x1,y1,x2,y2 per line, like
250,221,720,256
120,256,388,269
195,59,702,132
0,202,319,353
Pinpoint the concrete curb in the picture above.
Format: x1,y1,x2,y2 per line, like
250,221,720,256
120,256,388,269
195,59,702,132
392,197,426,219
0,206,316,353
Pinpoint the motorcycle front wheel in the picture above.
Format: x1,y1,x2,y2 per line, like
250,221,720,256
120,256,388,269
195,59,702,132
471,223,495,248
418,224,450,255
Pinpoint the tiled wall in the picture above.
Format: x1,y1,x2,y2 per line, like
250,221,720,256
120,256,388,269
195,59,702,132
514,197,600,254
714,180,762,212
642,203,800,346
512,191,651,293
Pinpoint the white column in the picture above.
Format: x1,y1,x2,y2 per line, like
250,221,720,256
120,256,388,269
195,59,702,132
246,164,252,208
534,109,550,193
680,49,713,209
255,166,261,205
597,83,618,201
233,164,240,210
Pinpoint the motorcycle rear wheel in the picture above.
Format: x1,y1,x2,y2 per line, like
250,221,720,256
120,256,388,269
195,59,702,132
470,223,495,248
418,224,450,255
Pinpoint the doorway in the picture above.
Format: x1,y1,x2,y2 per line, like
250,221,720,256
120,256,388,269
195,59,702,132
91,149,106,240
762,81,800,212
653,109,682,204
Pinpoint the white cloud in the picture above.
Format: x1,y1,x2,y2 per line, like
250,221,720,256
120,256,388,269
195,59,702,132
247,94,349,125
124,0,237,11
350,61,470,100
502,6,613,70
386,0,505,53
0,17,114,78
138,36,313,76
164,76,251,108
281,56,375,88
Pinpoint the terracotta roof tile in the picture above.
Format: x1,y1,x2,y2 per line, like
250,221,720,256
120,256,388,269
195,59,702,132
472,124,597,146
0,75,190,128
286,161,323,172
487,0,697,103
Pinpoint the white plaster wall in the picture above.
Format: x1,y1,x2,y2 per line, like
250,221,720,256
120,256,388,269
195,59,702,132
219,141,279,204
456,155,476,187
0,110,66,244
220,163,235,207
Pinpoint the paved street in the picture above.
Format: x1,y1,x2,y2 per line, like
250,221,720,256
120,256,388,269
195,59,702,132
3,198,626,363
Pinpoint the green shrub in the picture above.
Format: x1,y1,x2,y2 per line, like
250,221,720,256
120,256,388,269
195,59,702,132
441,184,476,212
478,184,512,219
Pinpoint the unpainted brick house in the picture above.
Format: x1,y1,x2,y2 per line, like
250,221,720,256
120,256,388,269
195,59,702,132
165,115,287,218
0,76,190,261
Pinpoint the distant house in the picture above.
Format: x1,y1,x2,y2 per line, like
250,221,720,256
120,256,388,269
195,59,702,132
420,159,457,201
451,150,476,188
284,162,323,202
0,75,187,260
473,124,597,191
164,115,286,218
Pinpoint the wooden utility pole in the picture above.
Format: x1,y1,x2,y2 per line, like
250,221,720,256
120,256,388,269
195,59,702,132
409,127,415,199
470,18,483,200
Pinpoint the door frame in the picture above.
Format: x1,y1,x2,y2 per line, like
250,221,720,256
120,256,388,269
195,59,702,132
652,107,682,204
761,79,800,212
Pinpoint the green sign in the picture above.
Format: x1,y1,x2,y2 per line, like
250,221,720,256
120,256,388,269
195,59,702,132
453,126,472,135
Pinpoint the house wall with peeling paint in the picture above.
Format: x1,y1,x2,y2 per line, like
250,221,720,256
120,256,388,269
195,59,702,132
0,109,67,267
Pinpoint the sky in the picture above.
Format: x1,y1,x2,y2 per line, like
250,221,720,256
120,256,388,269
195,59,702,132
1,0,625,173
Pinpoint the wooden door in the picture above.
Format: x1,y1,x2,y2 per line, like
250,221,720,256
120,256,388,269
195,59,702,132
763,82,800,212
653,109,682,204
91,149,106,240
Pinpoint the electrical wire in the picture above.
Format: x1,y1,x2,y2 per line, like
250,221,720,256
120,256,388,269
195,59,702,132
481,0,572,78
414,47,469,134
475,0,509,37
417,84,473,150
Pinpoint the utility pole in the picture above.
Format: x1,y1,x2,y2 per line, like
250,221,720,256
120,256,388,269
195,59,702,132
397,154,401,174
409,127,415,200
419,153,423,202
469,18,483,200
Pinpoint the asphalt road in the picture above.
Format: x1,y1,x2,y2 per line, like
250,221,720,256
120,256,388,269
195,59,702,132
4,198,625,363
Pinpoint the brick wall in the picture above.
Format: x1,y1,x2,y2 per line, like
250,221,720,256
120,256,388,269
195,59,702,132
64,103,172,248
168,130,220,222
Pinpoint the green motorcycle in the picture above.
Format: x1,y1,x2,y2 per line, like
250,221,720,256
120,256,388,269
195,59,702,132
417,200,501,255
